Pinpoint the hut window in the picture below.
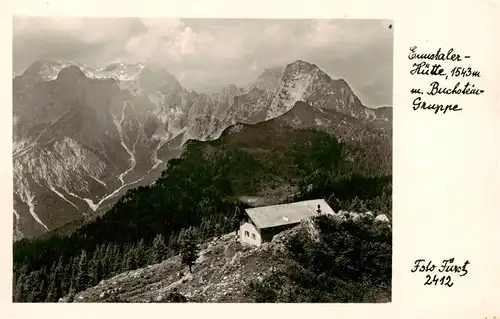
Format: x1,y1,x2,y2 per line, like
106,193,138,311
251,233,256,239
244,231,249,237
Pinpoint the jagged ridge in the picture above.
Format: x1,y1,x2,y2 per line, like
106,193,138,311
13,59,392,239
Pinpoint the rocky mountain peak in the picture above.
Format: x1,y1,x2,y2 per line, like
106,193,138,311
249,67,284,92
102,62,144,72
211,84,246,105
21,60,71,81
265,60,380,122
285,59,320,72
138,66,183,95
265,60,332,119
258,67,284,79
284,60,323,75
56,65,87,81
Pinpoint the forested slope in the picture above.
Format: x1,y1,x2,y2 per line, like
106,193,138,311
13,111,391,302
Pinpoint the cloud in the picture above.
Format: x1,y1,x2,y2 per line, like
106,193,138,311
13,17,393,106
13,17,146,69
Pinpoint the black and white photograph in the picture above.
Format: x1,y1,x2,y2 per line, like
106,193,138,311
12,18,393,303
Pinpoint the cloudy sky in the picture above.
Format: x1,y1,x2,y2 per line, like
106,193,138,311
13,18,393,107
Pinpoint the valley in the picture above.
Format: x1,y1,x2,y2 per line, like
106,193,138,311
13,59,391,240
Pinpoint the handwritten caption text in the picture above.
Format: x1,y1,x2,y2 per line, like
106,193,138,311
408,46,484,114
411,258,470,287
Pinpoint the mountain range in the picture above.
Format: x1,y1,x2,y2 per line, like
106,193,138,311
12,59,392,240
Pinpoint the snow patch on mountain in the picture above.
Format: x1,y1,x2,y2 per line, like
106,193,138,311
13,209,22,240
113,104,137,185
13,139,35,159
50,186,79,210
314,118,326,126
17,178,49,231
96,176,146,208
34,61,73,80
87,63,146,82
150,140,168,171
92,176,107,187
13,136,109,229
50,137,108,190
83,198,99,212
24,61,148,83
148,124,182,172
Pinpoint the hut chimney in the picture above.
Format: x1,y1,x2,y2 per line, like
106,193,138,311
316,204,322,214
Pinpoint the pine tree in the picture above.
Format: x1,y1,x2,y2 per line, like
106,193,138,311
102,243,113,278
90,247,107,286
25,271,38,302
103,242,118,276
69,255,79,293
199,219,209,237
13,275,22,302
60,259,72,297
214,220,223,239
125,245,137,271
13,265,28,302
88,248,99,286
134,239,147,268
179,228,199,273
35,278,46,302
120,246,129,272
46,264,58,302
95,259,104,284
12,274,21,302
168,232,179,250
27,267,47,302
52,257,64,300
96,244,106,264
110,243,121,275
150,233,168,264
74,250,90,293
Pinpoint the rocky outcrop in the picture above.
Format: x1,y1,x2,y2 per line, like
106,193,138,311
60,211,390,303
